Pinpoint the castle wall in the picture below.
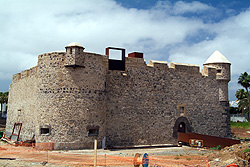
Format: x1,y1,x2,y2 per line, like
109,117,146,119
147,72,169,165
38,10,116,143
105,61,230,146
6,51,108,149
35,51,107,149
6,67,38,141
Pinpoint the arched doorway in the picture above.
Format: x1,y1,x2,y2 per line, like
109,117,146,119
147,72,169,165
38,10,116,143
173,117,192,138
178,122,186,133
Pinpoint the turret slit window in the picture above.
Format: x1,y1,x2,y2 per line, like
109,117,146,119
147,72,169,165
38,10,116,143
217,69,222,74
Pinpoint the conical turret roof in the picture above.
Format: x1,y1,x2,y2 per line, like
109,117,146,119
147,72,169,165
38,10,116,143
204,50,230,64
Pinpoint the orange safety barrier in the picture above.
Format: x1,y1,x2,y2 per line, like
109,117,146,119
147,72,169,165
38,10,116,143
226,163,238,167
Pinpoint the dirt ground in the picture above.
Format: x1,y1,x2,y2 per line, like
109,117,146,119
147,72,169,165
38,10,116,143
231,127,250,139
0,142,210,167
0,120,208,167
0,126,250,166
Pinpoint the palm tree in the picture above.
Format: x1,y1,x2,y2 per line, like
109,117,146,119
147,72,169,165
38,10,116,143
0,92,8,118
235,89,249,116
235,89,247,99
238,72,250,117
238,98,249,113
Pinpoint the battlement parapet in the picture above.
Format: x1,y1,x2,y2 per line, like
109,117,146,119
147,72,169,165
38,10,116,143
30,66,38,75
38,51,65,58
21,70,30,78
38,52,66,69
12,66,38,83
126,57,146,67
12,73,21,83
83,52,109,68
202,65,217,78
38,51,65,63
148,60,168,66
203,63,230,81
147,60,169,70
169,62,200,74
84,52,104,58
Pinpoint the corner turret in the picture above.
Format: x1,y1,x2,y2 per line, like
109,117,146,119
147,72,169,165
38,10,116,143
204,50,231,82
65,42,85,67
203,50,231,102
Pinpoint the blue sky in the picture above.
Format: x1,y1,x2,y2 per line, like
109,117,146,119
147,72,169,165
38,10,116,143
0,0,250,101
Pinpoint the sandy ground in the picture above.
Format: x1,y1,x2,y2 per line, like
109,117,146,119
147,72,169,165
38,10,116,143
0,141,211,167
0,120,210,167
0,125,249,166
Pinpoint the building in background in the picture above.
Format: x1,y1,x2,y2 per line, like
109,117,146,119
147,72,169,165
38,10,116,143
0,103,7,118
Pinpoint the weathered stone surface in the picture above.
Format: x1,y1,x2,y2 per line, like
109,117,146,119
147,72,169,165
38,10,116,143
6,43,231,149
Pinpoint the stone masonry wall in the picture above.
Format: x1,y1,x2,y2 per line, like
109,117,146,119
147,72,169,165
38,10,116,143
6,47,231,149
6,67,38,141
105,60,230,146
35,51,107,149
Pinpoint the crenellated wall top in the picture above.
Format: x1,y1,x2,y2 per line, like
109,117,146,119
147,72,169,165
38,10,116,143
11,44,230,83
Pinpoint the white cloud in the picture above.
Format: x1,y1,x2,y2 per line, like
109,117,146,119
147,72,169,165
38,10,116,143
0,0,249,100
166,7,250,100
168,8,250,76
0,0,207,68
0,51,37,80
153,0,215,15
172,1,215,14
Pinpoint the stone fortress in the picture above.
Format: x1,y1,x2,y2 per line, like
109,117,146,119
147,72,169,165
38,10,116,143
6,42,231,149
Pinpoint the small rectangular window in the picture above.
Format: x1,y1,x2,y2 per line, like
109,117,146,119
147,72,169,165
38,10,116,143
40,125,51,135
177,104,186,117
217,69,222,74
87,126,99,136
41,128,50,135
88,129,99,136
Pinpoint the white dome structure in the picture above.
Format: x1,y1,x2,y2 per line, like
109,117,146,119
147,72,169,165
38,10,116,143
66,42,83,48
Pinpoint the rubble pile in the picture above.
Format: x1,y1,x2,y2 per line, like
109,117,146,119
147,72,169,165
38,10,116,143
208,142,250,166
